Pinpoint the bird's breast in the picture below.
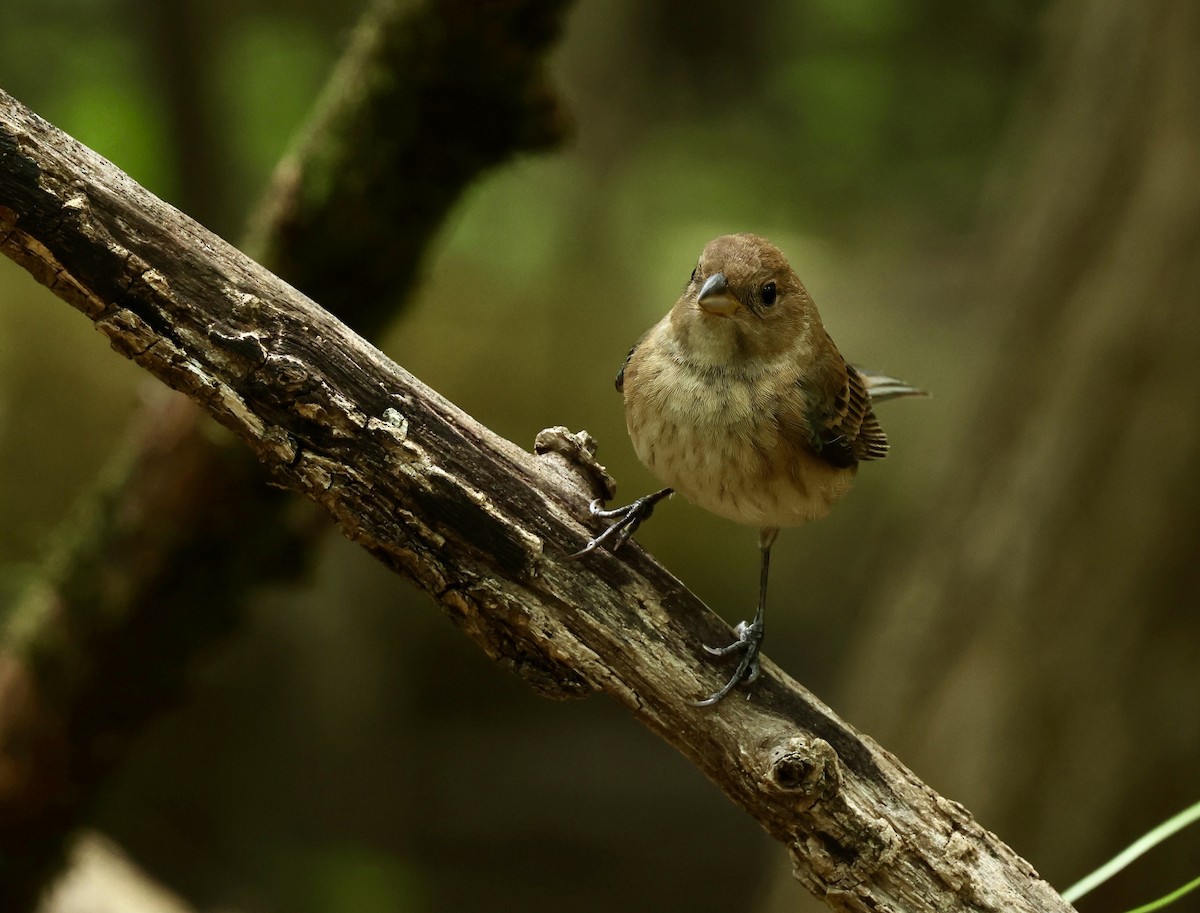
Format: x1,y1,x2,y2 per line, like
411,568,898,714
622,342,855,528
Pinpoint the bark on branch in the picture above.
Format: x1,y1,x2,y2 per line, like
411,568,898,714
0,2,571,907
0,91,1075,913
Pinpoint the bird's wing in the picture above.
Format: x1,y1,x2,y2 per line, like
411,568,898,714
799,356,890,467
615,330,650,393
854,368,927,402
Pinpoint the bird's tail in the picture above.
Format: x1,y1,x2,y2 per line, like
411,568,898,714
856,369,928,403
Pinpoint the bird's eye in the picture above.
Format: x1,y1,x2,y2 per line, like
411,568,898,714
760,281,777,307
690,265,700,284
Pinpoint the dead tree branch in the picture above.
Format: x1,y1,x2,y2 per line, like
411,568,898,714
0,1,571,908
0,90,1075,913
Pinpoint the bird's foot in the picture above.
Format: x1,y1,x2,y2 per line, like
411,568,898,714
695,619,764,706
568,489,671,559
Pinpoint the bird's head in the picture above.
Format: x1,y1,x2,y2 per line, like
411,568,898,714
669,233,820,366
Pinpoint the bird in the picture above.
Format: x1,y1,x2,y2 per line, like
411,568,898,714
572,233,924,706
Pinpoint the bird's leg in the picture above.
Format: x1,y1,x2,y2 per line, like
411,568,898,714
568,487,674,559
695,527,777,706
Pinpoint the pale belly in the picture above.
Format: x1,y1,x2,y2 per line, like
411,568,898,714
624,370,856,529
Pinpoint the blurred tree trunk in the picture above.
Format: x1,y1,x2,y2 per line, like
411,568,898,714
836,0,1200,909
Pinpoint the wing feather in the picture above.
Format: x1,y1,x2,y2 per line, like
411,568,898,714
615,331,650,393
802,355,890,467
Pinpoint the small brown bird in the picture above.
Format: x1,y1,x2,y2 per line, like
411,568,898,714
573,233,923,705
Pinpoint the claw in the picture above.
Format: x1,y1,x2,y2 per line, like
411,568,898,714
694,619,764,706
568,488,673,559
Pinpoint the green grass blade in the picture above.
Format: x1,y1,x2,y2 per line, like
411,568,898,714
1122,873,1200,913
1061,800,1200,903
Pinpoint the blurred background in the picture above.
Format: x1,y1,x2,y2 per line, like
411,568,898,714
1,0,1197,912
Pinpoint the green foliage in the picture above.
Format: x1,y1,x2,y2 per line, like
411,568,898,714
53,69,178,199
215,15,339,206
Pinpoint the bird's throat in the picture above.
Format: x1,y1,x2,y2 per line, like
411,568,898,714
667,309,754,374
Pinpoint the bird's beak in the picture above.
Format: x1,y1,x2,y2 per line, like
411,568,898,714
697,272,741,316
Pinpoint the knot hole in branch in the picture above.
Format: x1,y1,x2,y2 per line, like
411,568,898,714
762,735,842,809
